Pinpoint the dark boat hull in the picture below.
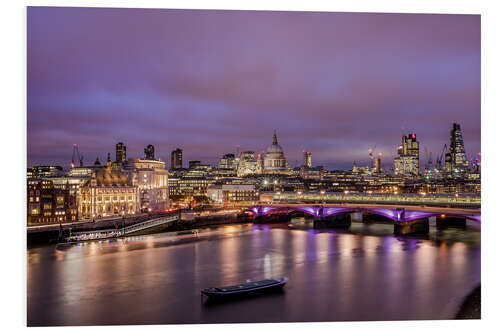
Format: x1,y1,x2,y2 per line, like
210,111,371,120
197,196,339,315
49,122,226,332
201,278,288,300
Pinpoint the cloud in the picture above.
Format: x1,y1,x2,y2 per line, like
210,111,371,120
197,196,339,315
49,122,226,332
27,7,480,169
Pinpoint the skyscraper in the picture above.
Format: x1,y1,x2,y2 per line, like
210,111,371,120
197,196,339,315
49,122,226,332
394,133,419,176
115,142,126,163
303,151,312,168
171,148,183,170
447,123,468,172
375,155,381,173
144,145,155,160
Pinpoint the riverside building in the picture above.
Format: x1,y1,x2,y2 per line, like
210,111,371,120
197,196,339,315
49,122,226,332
123,157,169,212
78,158,138,219
27,179,78,224
207,183,259,204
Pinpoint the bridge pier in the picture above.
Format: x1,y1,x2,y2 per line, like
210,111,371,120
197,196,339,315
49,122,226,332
394,217,430,236
313,212,351,229
436,215,466,229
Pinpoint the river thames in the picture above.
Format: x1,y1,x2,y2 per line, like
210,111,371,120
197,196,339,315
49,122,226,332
27,219,480,326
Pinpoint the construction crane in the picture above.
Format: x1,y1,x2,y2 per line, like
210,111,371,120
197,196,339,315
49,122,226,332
436,143,448,170
71,144,83,168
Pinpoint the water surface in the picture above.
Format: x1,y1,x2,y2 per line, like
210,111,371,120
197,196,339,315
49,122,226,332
27,219,480,325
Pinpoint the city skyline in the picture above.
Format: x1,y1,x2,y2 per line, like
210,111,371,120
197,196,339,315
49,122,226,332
27,7,480,169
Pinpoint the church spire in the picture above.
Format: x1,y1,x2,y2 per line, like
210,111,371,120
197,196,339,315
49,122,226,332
273,129,278,145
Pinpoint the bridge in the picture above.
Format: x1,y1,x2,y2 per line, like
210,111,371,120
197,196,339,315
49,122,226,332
250,202,480,235
259,191,480,209
63,215,179,242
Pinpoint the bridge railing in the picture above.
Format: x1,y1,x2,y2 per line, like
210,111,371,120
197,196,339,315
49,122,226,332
260,191,480,208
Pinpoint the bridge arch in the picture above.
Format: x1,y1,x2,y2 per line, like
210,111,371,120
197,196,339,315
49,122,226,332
250,205,479,223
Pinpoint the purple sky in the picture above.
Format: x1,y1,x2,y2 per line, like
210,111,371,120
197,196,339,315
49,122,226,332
27,7,480,170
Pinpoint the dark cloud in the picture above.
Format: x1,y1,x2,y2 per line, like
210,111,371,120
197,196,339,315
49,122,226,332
27,7,480,170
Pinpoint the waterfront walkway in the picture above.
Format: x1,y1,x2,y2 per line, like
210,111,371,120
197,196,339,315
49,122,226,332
64,215,179,242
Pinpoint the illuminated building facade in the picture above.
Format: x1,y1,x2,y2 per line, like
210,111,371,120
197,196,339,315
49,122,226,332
27,165,62,178
27,179,78,224
218,153,237,170
446,123,468,173
79,159,138,219
237,151,258,176
207,184,259,204
394,133,419,176
264,130,288,172
123,158,169,212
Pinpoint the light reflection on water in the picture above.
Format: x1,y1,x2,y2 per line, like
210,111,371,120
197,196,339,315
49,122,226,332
27,221,480,326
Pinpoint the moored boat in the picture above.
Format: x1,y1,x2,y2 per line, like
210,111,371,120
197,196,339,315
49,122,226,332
201,277,288,299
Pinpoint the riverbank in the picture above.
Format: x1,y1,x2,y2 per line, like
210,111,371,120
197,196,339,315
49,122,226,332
456,285,481,319
27,212,254,246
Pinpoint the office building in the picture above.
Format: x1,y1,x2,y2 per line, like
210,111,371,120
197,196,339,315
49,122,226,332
394,133,419,176
171,148,183,170
218,153,237,170
303,151,312,168
207,184,259,204
446,123,468,173
237,151,258,177
144,145,155,160
123,158,169,212
115,142,127,164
